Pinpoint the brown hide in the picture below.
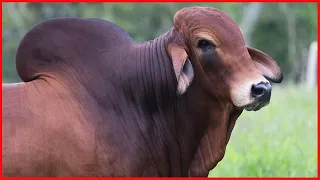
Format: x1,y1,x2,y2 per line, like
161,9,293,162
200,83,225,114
2,7,282,177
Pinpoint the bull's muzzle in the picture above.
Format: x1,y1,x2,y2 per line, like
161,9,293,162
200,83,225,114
244,82,272,111
251,82,272,103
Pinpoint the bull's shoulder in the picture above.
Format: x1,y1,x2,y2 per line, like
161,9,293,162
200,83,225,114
2,82,25,92
2,82,28,110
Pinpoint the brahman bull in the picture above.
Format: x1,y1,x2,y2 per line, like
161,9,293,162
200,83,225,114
2,6,283,177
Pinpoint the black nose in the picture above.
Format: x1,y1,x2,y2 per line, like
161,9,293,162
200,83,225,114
251,82,272,103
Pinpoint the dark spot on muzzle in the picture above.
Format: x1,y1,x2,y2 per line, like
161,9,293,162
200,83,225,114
251,82,272,103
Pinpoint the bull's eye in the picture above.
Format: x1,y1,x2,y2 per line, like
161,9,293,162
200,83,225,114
197,40,214,49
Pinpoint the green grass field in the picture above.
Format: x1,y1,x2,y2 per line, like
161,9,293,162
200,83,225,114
209,85,317,177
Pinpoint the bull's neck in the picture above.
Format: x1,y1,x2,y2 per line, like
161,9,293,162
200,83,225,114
132,32,177,107
124,33,212,176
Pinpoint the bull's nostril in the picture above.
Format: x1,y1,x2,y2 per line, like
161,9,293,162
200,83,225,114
251,82,272,103
251,85,264,97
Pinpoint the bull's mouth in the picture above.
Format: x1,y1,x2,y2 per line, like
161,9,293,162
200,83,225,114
244,101,270,111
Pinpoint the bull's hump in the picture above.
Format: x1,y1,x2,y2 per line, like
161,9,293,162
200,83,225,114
16,17,133,82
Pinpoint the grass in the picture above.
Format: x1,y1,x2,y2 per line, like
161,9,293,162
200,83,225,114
209,85,317,177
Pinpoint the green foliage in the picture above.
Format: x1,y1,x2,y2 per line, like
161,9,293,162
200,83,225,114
209,85,317,177
251,3,317,80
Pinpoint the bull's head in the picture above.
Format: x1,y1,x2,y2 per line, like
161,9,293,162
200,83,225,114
167,6,282,111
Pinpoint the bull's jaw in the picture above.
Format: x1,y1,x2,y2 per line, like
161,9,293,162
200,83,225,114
244,101,270,111
187,107,243,177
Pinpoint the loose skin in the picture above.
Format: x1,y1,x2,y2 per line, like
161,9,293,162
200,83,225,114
2,7,282,177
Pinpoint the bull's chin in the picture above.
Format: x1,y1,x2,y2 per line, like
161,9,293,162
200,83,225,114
244,101,270,111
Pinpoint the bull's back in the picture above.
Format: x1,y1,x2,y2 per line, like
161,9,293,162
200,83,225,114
2,82,67,176
2,82,39,176
2,80,101,176
2,82,29,128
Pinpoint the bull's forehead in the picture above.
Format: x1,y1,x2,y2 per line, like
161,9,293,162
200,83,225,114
178,7,245,47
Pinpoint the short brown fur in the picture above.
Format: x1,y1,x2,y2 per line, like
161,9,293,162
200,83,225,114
2,7,282,177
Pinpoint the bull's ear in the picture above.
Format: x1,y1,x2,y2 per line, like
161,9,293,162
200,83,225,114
168,44,194,95
248,47,283,83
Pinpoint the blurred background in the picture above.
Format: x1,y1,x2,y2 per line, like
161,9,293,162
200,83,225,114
2,2,318,177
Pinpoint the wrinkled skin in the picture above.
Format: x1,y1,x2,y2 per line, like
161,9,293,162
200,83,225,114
2,7,282,177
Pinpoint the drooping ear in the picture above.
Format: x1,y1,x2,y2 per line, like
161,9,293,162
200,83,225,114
168,44,194,95
247,47,283,83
